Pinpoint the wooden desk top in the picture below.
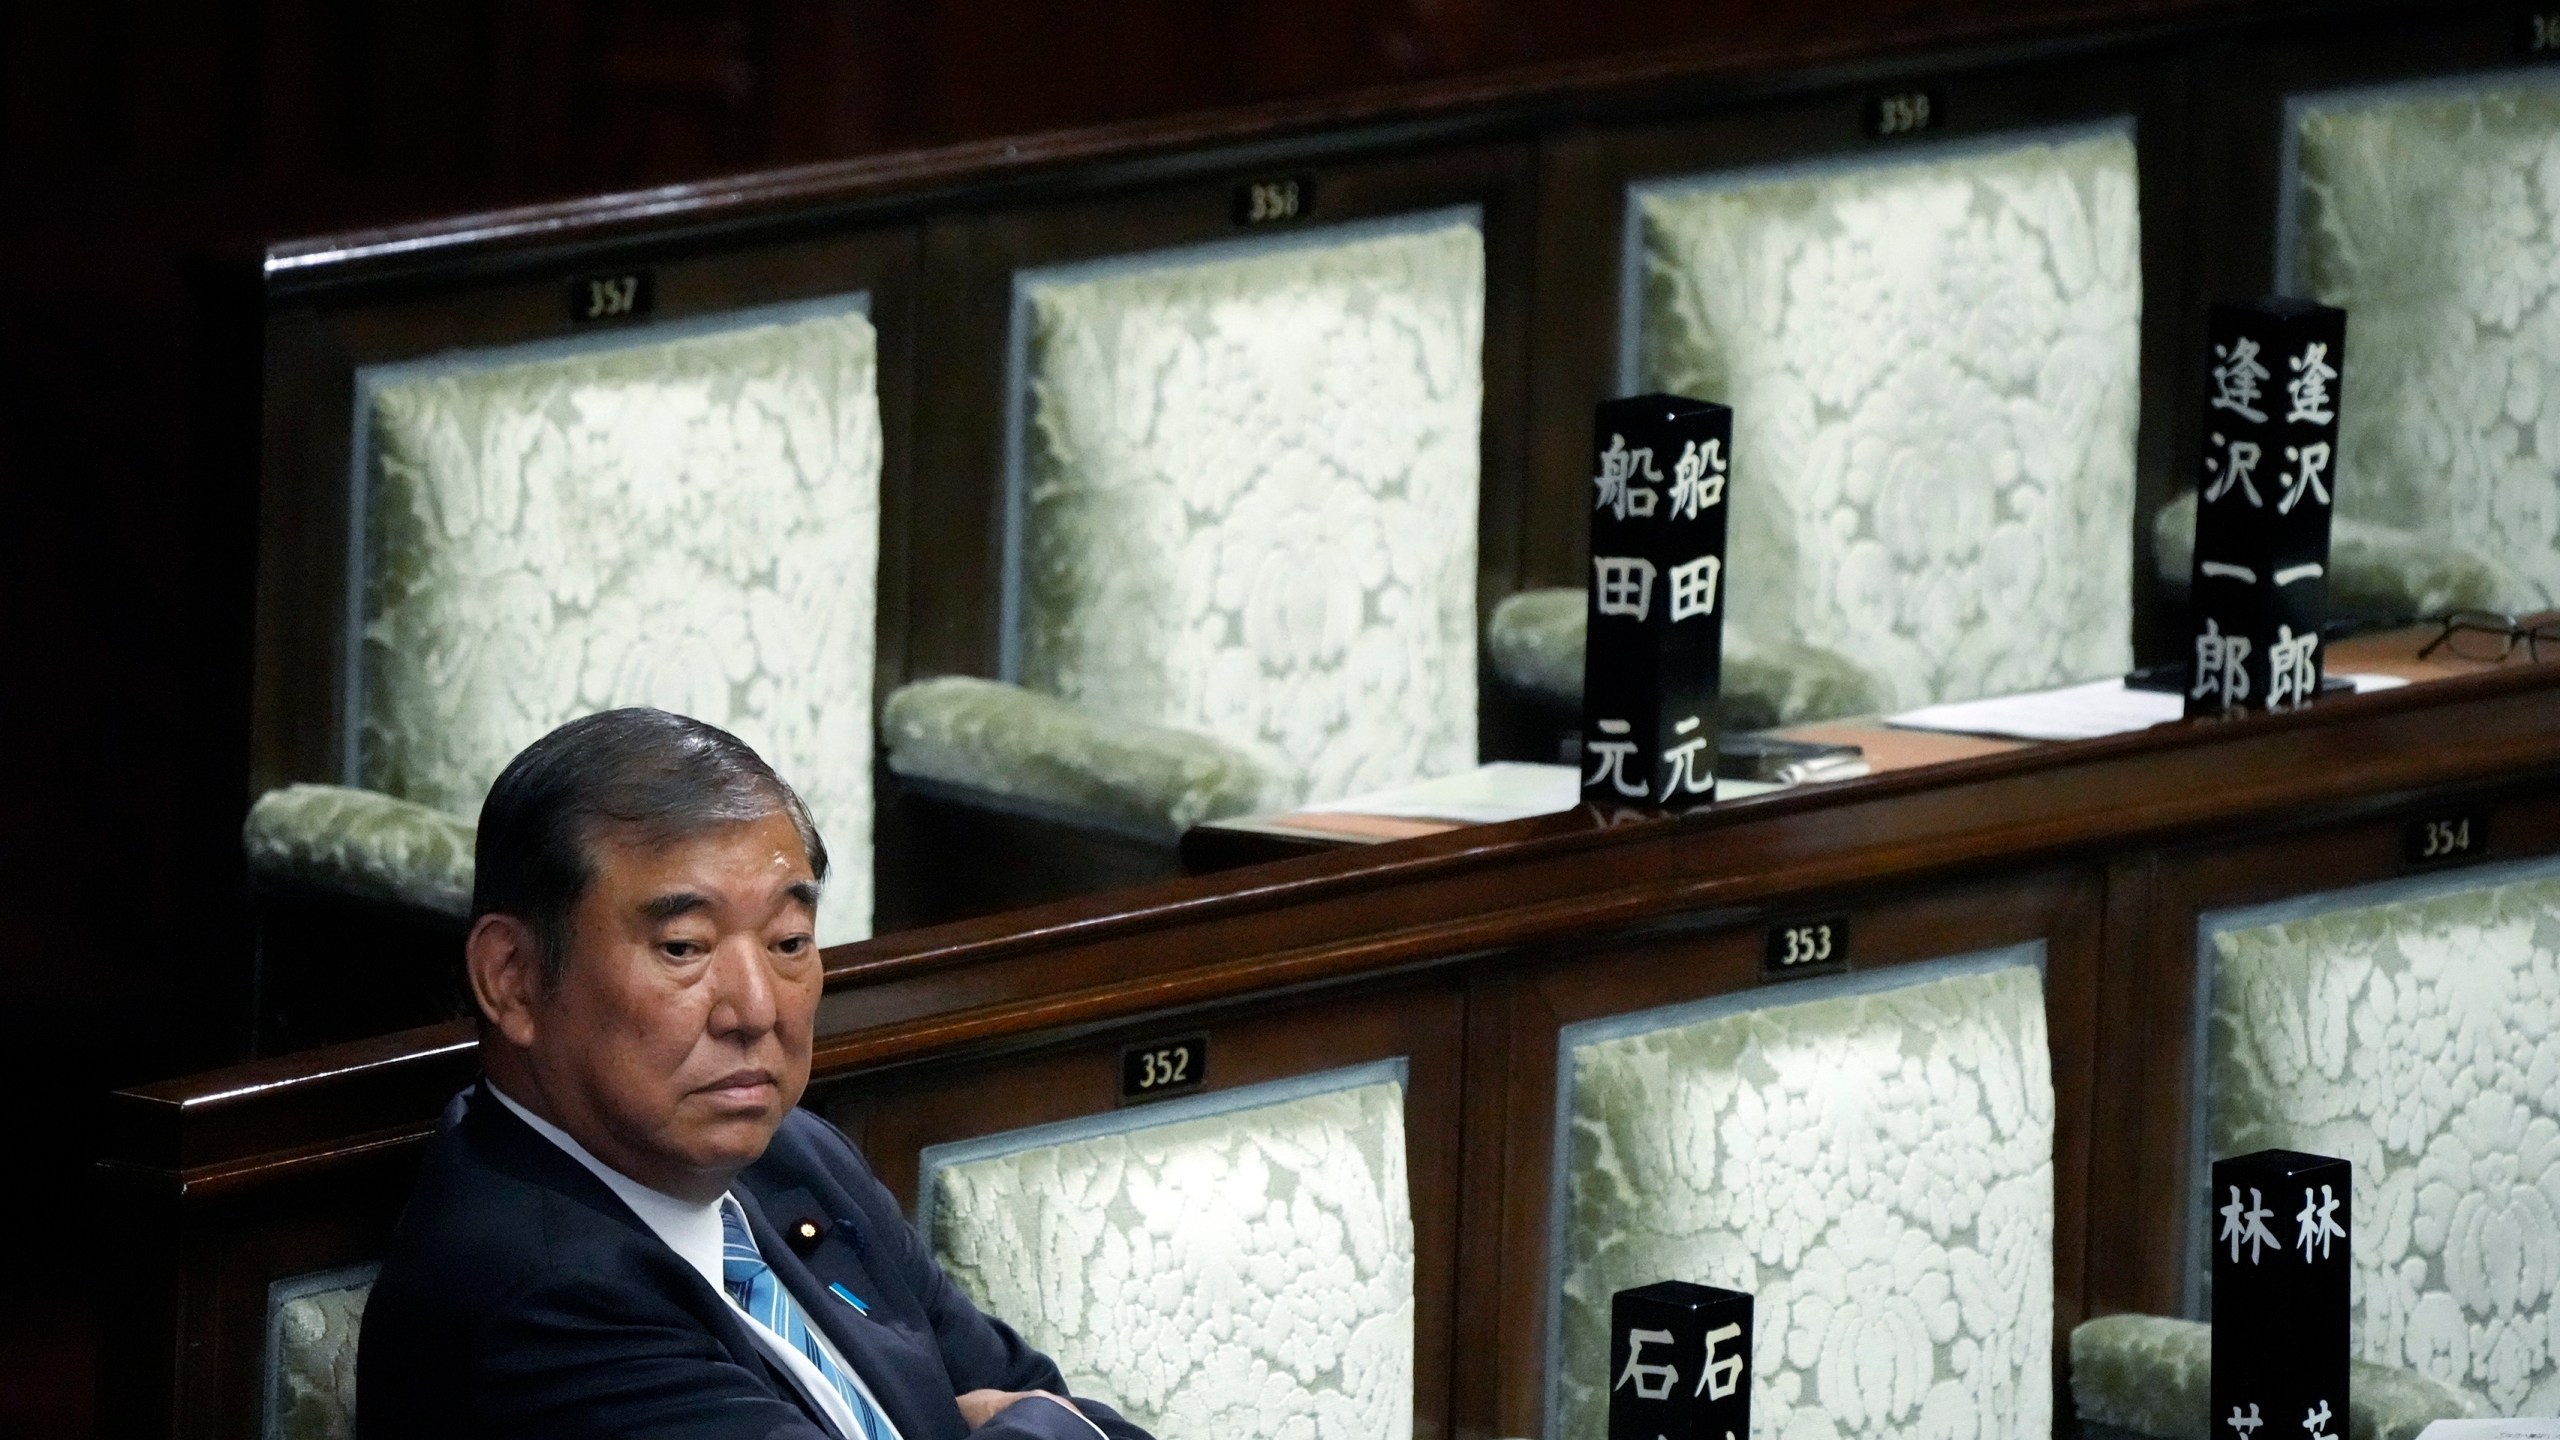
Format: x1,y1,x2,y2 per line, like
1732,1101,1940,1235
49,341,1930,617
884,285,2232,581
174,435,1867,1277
1185,623,2548,859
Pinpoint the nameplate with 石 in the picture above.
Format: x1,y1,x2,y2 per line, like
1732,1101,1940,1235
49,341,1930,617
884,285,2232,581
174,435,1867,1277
1609,1280,1751,1440
2186,298,2346,717
1581,394,1733,814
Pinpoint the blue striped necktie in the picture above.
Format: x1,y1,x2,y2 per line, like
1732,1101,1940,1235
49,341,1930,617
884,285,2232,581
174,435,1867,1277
721,1199,897,1440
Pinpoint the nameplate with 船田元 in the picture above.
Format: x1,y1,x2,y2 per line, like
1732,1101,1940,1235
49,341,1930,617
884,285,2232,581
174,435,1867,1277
2186,298,2346,718
1581,395,1733,815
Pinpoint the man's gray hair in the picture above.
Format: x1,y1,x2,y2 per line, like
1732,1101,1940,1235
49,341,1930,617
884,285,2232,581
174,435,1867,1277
470,708,828,993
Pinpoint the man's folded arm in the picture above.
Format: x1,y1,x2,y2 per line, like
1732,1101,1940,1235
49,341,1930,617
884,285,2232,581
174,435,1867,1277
470,1271,840,1440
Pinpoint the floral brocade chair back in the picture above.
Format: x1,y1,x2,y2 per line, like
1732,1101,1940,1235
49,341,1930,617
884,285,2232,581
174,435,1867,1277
1552,950,2057,1440
1010,217,1485,806
2203,859,2560,1413
356,301,881,940
2286,76,2560,611
922,1065,1417,1440
1629,127,2142,718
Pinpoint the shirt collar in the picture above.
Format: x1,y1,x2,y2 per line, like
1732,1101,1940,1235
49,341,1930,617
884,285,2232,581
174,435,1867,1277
484,1081,731,1296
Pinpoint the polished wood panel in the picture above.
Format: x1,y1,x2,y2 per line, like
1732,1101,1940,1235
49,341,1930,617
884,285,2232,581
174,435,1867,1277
96,663,2560,1440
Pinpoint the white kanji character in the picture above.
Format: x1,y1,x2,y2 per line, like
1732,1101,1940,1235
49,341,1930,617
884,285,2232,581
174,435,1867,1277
1614,1328,1679,1401
1667,438,1727,519
2294,1183,2344,1262
2228,1403,2264,1438
2277,441,2331,514
1668,554,1722,622
2204,432,2265,507
2286,342,2337,425
1658,715,1713,802
2193,620,2253,708
1594,556,1657,620
1593,434,1662,520
2212,335,2271,423
1585,718,1646,799
2267,624,2319,710
1695,1322,1744,1401
2302,1400,2334,1440
2220,1184,2279,1264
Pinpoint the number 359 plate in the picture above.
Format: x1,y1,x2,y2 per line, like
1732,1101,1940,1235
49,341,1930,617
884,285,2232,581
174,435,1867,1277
1764,915,1850,980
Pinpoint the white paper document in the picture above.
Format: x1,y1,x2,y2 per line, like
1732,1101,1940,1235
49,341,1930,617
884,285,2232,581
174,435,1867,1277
1298,761,1782,824
1886,680,2184,742
1886,673,2413,743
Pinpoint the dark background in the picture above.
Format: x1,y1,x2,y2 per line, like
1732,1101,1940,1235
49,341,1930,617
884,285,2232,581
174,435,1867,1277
0,2,2263,1432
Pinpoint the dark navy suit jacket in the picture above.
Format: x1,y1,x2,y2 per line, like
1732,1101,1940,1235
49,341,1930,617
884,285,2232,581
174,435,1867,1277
357,1085,1152,1440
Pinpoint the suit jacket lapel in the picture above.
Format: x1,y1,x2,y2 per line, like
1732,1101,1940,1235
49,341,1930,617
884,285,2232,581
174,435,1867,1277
730,1183,934,1440
465,1086,843,1433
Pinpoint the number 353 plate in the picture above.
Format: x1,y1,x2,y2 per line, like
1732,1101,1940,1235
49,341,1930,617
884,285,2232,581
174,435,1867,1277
1764,915,1850,980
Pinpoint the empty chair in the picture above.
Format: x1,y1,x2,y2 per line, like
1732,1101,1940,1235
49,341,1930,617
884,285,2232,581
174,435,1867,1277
245,299,883,948
1550,949,2057,1438
2281,74,2560,617
2189,858,2560,1414
1492,126,2145,728
922,1063,1416,1440
884,215,1484,842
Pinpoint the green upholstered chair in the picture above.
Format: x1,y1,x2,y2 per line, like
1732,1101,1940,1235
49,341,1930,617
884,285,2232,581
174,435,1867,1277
1600,124,2145,723
921,1063,1417,1440
2171,857,2560,1417
882,215,1485,843
1549,948,2059,1438
1482,589,1890,734
2069,857,2560,1437
2279,74,2560,616
262,1264,376,1440
2147,76,2560,632
242,299,884,948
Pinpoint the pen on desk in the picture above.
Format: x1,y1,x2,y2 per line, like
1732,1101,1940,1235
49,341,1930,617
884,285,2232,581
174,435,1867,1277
1776,754,1871,785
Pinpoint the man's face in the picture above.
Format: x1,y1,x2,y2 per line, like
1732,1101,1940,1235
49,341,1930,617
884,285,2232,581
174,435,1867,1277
516,810,823,1200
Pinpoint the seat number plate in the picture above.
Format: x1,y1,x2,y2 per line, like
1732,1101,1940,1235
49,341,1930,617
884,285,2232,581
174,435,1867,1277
1765,916,1850,979
2404,812,2488,870
1120,1035,1208,1103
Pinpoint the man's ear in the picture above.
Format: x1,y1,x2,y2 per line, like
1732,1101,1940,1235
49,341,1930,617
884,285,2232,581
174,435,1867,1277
465,914,546,1049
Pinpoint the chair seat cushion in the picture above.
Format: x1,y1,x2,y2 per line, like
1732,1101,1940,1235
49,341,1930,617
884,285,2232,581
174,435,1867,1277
243,784,475,919
882,676,1295,841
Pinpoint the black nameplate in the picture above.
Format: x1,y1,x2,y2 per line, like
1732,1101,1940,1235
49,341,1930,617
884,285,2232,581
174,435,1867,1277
1609,1281,1751,1440
1866,87,1945,138
2403,811,2489,871
566,270,655,325
2526,9,2560,55
1581,395,1733,813
1233,176,1313,226
2185,298,2347,718
1763,915,1849,979
1119,1034,1207,1104
2211,1149,2350,1440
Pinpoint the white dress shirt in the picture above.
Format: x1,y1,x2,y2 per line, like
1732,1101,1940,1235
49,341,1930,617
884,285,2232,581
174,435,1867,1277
485,1084,895,1440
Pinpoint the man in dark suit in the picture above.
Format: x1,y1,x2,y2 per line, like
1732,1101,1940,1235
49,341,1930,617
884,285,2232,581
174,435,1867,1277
358,708,1151,1440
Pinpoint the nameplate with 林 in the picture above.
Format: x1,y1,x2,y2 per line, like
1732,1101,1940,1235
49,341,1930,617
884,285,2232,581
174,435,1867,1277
95,662,2560,1440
